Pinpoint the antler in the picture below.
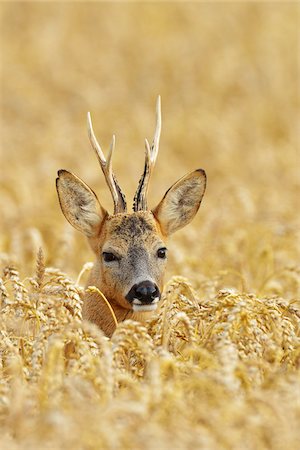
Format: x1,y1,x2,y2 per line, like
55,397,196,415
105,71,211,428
133,96,161,211
87,112,127,214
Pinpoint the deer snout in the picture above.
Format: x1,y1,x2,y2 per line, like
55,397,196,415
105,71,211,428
125,281,160,312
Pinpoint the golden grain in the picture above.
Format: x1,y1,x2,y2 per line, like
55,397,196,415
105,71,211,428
1,3,299,449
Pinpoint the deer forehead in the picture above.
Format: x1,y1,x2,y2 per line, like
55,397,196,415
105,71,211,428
101,212,164,252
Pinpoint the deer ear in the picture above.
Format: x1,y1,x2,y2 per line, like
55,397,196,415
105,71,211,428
153,169,206,236
56,170,107,237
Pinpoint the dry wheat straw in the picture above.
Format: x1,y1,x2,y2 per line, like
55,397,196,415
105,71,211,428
0,6,299,447
86,285,118,329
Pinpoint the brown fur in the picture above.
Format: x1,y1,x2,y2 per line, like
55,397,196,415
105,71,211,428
83,212,167,337
57,163,206,338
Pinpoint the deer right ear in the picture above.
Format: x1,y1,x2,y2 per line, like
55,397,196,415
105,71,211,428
56,170,107,237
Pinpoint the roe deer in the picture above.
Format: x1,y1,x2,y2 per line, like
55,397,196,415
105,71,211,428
56,97,206,337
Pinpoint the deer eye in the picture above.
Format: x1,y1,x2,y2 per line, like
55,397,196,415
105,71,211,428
102,252,118,262
157,247,167,259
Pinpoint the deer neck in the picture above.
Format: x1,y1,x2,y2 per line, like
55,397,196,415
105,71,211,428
82,289,155,338
82,267,155,337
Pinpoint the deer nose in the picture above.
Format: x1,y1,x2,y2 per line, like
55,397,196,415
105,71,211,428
126,280,160,304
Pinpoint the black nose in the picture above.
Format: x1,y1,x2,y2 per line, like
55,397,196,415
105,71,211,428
126,281,160,304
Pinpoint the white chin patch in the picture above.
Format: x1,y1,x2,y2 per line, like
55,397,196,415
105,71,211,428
132,297,159,312
132,303,158,312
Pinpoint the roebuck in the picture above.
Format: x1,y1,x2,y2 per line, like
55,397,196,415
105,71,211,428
56,97,206,337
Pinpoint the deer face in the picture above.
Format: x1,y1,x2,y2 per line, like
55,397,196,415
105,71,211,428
56,97,206,317
56,168,206,312
92,212,166,312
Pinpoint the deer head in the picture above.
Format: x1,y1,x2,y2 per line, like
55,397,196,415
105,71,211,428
56,97,206,336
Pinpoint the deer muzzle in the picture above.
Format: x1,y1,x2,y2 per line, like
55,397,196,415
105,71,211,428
125,280,160,312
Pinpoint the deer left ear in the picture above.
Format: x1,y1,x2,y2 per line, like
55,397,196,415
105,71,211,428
152,169,206,236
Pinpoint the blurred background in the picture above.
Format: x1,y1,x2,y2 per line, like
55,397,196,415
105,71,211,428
0,2,299,296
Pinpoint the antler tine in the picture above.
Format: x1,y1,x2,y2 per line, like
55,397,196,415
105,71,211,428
151,94,161,162
87,112,126,214
133,96,162,211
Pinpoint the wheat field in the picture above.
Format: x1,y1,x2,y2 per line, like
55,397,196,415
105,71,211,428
0,2,299,449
